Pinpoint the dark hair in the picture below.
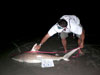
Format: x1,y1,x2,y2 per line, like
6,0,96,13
58,19,67,27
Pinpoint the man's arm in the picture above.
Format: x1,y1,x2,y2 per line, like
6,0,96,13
35,33,51,50
34,24,59,50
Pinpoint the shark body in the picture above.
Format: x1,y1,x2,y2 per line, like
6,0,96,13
12,44,80,63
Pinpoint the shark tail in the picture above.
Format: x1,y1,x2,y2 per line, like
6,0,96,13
62,47,80,61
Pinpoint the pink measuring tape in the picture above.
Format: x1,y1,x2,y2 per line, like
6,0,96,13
25,47,81,55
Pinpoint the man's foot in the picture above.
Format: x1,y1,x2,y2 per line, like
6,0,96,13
64,50,67,53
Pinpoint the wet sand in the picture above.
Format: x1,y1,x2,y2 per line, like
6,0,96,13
0,36,100,75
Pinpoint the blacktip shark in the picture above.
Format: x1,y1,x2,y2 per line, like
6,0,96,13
12,43,80,63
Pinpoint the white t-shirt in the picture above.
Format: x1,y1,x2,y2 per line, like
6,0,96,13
48,15,82,36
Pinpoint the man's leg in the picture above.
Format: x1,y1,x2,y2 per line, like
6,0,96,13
61,38,67,52
60,32,68,52
77,35,84,55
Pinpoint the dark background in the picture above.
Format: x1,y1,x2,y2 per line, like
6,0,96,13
0,1,100,52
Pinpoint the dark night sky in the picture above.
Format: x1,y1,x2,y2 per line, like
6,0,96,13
0,1,100,51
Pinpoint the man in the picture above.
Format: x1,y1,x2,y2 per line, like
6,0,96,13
35,15,85,54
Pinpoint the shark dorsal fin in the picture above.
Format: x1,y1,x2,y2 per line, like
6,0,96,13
31,43,37,51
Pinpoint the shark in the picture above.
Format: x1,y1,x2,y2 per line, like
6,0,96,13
12,43,80,63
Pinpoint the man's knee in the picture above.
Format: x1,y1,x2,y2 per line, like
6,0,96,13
60,32,68,39
61,38,66,41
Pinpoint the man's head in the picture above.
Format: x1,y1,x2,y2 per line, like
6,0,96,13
58,19,68,27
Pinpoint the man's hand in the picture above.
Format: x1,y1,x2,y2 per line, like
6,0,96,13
34,33,50,50
80,43,84,48
34,44,41,50
64,49,68,53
